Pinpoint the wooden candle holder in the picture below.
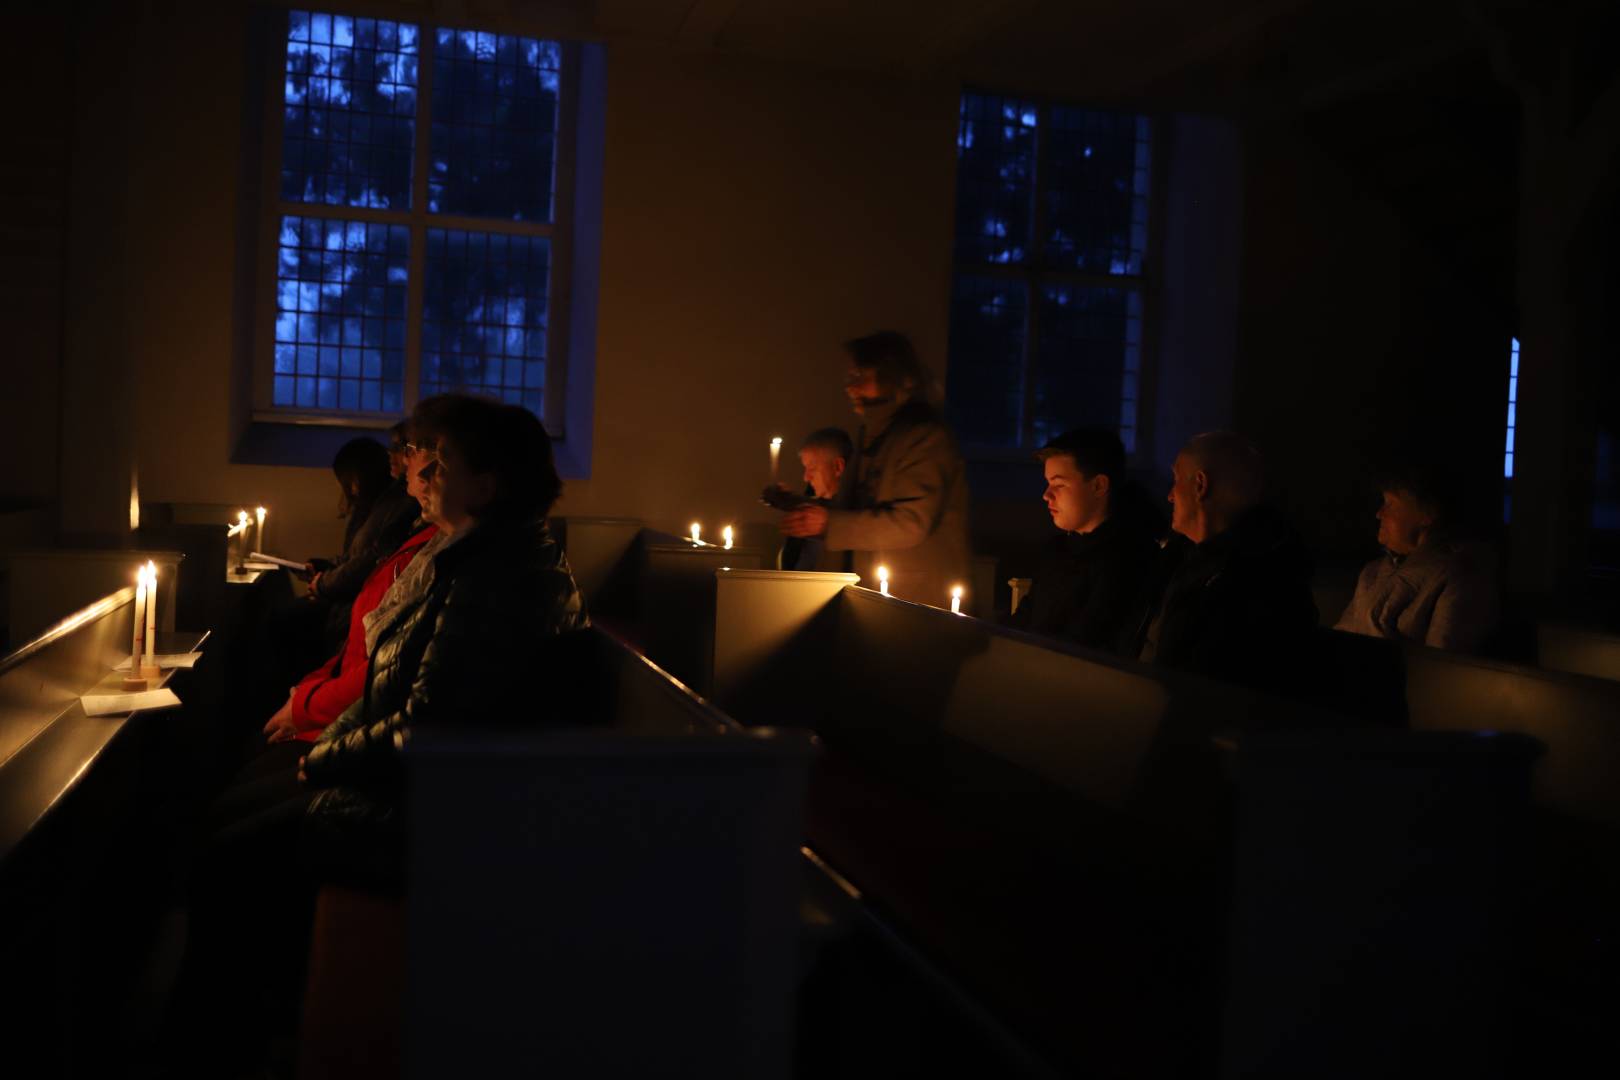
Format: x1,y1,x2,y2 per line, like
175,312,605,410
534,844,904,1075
120,676,149,692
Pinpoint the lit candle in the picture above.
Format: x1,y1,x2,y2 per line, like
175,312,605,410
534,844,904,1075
722,525,734,550
877,565,890,596
255,506,267,558
690,522,702,546
950,584,964,615
131,565,146,664
769,437,783,483
235,510,249,569
144,562,157,667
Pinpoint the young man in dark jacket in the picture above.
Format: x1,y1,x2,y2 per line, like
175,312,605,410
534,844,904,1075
1136,431,1318,696
1015,428,1160,654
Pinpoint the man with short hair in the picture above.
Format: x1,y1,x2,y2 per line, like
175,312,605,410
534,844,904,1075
1334,465,1498,652
779,427,853,571
1137,431,1317,692
1017,428,1158,652
781,331,971,607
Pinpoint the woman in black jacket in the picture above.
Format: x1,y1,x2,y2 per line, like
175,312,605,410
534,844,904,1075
164,398,584,1068
298,399,588,883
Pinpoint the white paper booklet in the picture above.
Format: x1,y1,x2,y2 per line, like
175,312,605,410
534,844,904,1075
115,652,203,671
82,688,183,716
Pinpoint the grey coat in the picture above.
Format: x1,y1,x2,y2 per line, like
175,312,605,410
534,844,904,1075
1334,542,1498,653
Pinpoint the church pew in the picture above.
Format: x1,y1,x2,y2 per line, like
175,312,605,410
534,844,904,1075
709,573,1345,1077
2,546,182,654
1534,620,1620,682
553,518,768,693
0,586,213,1074
1302,627,1620,1070
297,626,817,1080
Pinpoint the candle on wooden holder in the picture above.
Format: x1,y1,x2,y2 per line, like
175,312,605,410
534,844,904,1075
877,565,890,597
769,437,783,483
950,584,964,615
722,525,734,551
141,562,160,679
123,566,149,691
690,522,702,547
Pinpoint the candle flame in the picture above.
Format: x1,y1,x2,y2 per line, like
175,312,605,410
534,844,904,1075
951,585,963,599
237,510,249,525
770,437,783,449
690,522,702,544
255,506,267,521
877,565,889,582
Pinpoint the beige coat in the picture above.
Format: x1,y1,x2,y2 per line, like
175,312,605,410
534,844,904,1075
823,401,972,608
1334,541,1499,652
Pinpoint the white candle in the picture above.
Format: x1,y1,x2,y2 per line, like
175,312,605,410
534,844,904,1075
690,522,702,546
235,510,249,568
255,506,267,558
877,565,890,596
769,437,783,483
950,584,963,615
144,562,157,664
132,569,146,664
722,525,734,550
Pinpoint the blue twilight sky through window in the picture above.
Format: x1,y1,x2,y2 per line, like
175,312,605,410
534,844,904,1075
947,93,1150,451
272,11,564,418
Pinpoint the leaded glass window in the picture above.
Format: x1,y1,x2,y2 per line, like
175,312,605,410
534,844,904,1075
262,9,571,425
947,92,1152,453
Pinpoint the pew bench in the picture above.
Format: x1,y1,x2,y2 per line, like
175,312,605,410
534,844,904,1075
296,626,817,1080
708,571,1352,1077
0,586,212,1074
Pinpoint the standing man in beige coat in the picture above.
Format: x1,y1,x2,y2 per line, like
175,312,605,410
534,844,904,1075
781,331,973,609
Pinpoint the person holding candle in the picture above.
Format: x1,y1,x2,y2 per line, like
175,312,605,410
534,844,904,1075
1010,428,1162,653
781,331,971,609
777,427,852,571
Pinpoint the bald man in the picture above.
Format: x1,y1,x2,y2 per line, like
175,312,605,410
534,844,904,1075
1136,432,1317,693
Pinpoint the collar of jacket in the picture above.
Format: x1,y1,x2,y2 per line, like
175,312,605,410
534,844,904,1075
431,513,553,574
860,397,935,449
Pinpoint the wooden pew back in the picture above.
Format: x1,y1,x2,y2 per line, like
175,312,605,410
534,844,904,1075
1535,621,1620,683
401,627,816,1080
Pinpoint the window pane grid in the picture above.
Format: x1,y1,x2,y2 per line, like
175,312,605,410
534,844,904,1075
953,94,1038,265
429,29,561,221
1043,106,1151,275
949,91,1151,452
1504,336,1520,479
268,10,567,421
274,215,409,412
420,228,550,414
282,10,419,209
945,275,1028,447
1032,285,1140,451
